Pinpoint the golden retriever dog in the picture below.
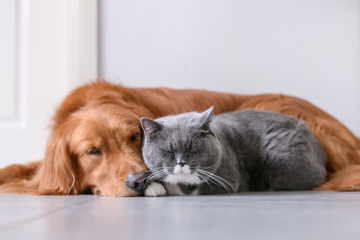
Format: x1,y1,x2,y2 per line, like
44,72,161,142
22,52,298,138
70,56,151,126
0,81,359,196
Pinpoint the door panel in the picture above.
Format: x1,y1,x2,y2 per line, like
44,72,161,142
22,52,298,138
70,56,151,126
0,0,16,119
0,0,97,167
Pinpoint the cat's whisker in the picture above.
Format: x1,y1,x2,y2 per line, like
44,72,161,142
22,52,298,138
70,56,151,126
136,169,155,180
203,175,231,194
146,170,161,178
147,166,174,183
197,173,211,188
200,170,232,189
199,164,217,171
146,169,167,181
148,172,164,181
196,170,214,184
160,173,170,182
146,168,162,177
145,166,162,172
197,169,232,193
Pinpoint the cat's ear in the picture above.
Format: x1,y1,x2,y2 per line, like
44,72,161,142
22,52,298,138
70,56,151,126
140,117,163,138
199,106,214,130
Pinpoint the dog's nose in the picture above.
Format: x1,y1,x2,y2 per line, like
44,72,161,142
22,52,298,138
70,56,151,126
125,172,150,193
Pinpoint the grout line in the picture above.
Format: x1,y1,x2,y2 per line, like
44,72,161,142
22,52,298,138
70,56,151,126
0,196,98,234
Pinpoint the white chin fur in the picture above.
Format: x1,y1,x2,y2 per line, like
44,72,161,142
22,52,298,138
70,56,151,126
164,164,202,185
173,164,191,174
165,172,202,185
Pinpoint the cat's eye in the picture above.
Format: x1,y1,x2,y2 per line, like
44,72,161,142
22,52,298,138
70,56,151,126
166,151,175,158
87,147,101,155
162,149,174,158
198,130,208,137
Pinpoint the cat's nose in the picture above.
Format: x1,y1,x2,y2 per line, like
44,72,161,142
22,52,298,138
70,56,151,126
178,161,186,167
125,172,150,193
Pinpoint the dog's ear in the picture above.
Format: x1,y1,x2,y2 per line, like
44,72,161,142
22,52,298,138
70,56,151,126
36,124,79,195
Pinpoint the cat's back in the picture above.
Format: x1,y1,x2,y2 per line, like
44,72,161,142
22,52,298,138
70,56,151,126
212,108,325,162
213,109,327,191
213,109,302,135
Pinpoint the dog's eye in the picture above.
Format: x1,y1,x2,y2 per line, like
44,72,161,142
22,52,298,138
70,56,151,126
87,147,101,155
130,132,140,142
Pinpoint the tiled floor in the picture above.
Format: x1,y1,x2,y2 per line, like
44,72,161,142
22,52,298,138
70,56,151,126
1,191,360,240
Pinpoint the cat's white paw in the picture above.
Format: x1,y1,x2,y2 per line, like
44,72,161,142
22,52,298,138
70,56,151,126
145,182,166,197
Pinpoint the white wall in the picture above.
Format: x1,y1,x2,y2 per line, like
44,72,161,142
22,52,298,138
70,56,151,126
99,0,360,137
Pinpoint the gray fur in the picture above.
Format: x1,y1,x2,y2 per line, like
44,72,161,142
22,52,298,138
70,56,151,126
141,108,327,195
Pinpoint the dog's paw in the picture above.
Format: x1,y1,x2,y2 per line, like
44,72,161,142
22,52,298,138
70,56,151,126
145,182,166,197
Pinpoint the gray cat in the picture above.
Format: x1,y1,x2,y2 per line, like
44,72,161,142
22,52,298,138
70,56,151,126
141,107,327,196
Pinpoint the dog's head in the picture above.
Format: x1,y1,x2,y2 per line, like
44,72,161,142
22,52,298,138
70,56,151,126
37,103,150,196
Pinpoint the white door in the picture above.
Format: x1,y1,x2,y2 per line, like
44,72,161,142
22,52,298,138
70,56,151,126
0,0,98,167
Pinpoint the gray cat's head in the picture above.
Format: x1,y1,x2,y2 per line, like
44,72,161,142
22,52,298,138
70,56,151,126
140,107,222,185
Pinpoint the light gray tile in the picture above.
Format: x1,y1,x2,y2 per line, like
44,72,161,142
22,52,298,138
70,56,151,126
0,194,97,233
1,192,360,240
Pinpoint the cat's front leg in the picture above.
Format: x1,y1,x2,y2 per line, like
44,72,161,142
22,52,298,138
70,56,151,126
145,182,167,197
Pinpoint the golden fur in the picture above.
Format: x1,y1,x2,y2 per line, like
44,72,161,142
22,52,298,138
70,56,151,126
0,81,359,196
